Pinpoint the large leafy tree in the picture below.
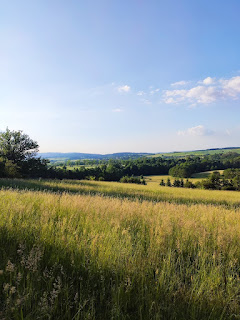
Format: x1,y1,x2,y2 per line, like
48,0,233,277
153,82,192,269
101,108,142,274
0,128,39,164
0,128,47,177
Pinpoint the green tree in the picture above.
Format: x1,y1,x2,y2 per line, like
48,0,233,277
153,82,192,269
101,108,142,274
185,179,196,189
4,159,20,178
0,128,47,177
233,176,240,190
160,179,165,186
0,128,39,164
173,179,180,187
0,157,5,178
66,160,72,167
166,178,172,187
180,179,184,187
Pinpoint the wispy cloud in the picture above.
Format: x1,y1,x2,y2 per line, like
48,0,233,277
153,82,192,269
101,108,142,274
150,88,160,95
117,85,131,93
141,99,152,105
112,108,123,112
177,125,214,136
164,76,240,105
171,80,188,87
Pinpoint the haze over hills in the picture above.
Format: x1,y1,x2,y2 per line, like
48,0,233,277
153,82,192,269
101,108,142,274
39,147,240,161
39,152,153,161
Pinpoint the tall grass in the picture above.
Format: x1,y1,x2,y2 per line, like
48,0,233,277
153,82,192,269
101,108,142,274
0,178,240,208
1,188,240,319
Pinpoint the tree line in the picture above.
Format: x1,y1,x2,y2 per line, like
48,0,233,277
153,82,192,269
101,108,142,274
160,170,240,191
1,129,240,183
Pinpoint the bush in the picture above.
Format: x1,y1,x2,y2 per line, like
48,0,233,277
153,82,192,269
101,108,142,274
166,178,172,187
184,179,196,189
159,179,165,186
120,176,146,185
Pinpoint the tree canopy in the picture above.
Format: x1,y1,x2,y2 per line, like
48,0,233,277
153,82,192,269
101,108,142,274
0,128,39,164
0,128,47,178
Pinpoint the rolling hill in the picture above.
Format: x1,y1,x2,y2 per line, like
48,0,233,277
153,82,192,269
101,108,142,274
39,147,240,161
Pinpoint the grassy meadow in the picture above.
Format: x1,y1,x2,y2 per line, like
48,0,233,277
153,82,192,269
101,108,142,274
151,148,240,158
0,176,238,207
1,178,240,319
144,170,224,185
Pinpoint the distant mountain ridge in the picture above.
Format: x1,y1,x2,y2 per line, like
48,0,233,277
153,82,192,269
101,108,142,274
39,152,153,160
39,147,240,161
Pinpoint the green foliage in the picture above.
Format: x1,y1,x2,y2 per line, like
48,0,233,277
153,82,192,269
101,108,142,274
169,163,194,178
0,128,38,163
202,171,221,190
4,160,20,178
173,179,181,187
159,179,165,186
184,179,196,189
0,128,48,178
180,179,184,187
224,168,240,179
0,157,5,178
120,175,146,185
41,151,240,183
200,171,240,191
166,178,172,187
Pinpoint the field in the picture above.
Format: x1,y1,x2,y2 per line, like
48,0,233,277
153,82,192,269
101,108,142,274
151,148,240,158
1,178,240,319
144,170,224,186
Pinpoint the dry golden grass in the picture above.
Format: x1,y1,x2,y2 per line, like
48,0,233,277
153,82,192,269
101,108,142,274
1,186,240,319
0,178,239,207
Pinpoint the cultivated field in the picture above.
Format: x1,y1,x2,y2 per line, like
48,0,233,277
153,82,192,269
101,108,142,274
1,179,240,319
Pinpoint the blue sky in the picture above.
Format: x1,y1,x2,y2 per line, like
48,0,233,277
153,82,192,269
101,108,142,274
1,0,240,153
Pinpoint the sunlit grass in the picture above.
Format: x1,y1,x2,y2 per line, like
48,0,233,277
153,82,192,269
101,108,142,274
1,179,240,319
0,178,239,208
145,170,224,185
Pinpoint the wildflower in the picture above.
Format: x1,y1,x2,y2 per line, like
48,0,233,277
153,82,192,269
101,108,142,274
17,243,26,256
6,260,15,272
74,292,79,304
25,246,43,272
16,272,22,285
3,283,10,292
39,292,49,314
10,286,16,294
16,298,22,306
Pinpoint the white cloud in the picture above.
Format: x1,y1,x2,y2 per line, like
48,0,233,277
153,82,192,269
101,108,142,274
164,86,221,104
137,91,145,96
202,77,215,85
150,88,160,95
164,76,240,105
117,85,131,93
221,76,240,97
177,125,213,137
112,108,123,112
171,80,188,87
164,97,176,104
